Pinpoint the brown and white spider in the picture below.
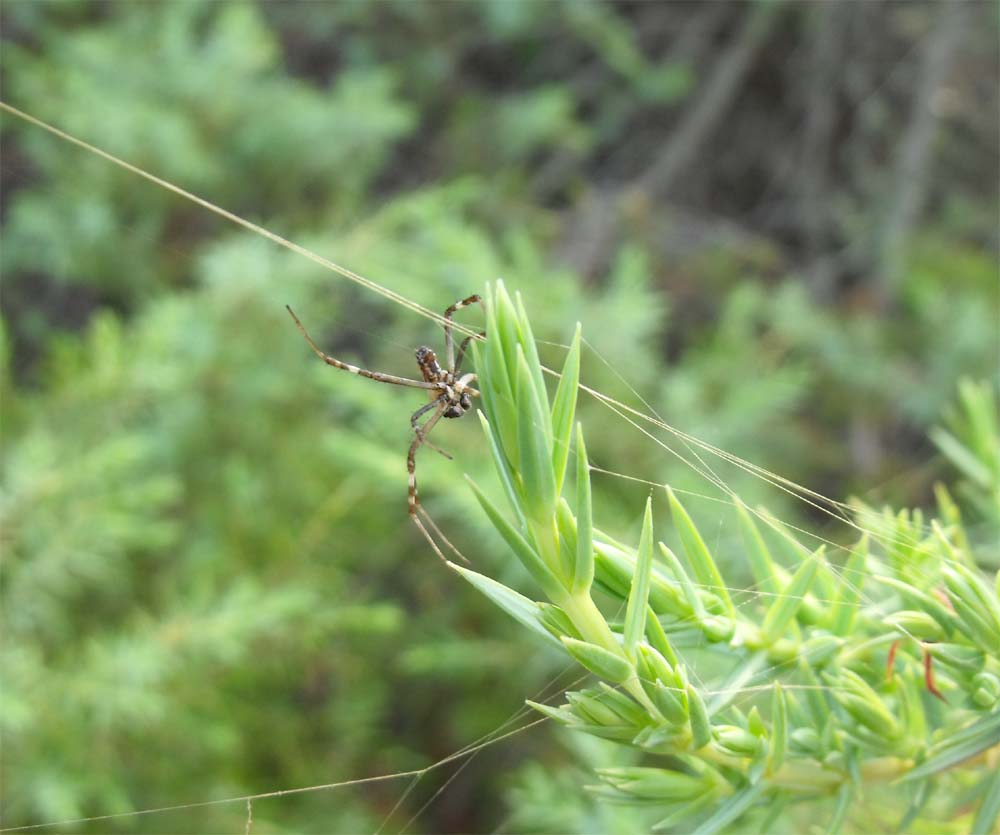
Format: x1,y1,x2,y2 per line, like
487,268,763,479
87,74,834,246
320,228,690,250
285,295,483,561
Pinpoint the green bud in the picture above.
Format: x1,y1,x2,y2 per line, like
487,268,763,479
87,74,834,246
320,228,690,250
649,679,688,726
567,691,626,728
797,595,826,626
971,672,1000,708
637,643,675,683
884,610,946,642
597,682,650,726
596,766,713,801
747,706,766,737
790,727,821,756
942,564,1000,652
561,636,633,684
632,724,689,751
823,750,846,770
929,642,984,672
801,633,843,667
841,723,897,753
687,683,713,749
830,670,901,739
767,639,798,664
714,724,762,757
702,616,735,643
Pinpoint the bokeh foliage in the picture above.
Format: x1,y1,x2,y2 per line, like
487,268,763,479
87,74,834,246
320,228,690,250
1,1,996,832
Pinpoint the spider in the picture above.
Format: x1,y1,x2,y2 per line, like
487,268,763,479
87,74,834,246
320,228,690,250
285,295,483,561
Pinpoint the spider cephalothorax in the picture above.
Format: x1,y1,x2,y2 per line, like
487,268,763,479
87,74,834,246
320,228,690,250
287,294,484,560
415,346,474,418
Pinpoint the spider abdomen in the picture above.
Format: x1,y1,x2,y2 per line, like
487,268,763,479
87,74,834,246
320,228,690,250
415,346,442,383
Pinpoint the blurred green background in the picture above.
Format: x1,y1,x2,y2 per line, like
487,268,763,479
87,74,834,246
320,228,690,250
1,2,996,832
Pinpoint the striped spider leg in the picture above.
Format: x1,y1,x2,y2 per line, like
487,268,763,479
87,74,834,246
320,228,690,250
286,295,483,562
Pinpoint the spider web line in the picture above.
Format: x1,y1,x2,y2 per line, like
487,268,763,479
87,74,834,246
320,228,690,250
0,102,482,344
0,100,937,558
0,716,550,833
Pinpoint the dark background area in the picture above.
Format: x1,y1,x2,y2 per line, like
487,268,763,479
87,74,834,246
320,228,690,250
1,2,997,832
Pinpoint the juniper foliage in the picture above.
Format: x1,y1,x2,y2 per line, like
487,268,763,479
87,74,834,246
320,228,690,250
461,283,1000,834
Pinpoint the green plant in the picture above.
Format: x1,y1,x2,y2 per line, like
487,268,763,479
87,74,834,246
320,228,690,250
457,282,1000,833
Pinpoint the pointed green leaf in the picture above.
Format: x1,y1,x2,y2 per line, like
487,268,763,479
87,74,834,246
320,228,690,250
593,547,633,600
449,563,559,648
687,681,713,749
872,575,959,634
658,543,705,619
761,549,821,644
550,324,581,494
652,793,720,831
895,780,931,833
768,683,787,774
516,348,557,522
942,563,1000,651
667,487,734,618
537,602,583,641
555,497,579,580
478,412,525,527
900,710,1000,782
514,291,551,428
598,540,689,616
526,699,578,725
692,782,764,835
826,783,853,835
972,767,1000,835
560,636,633,684
735,500,779,596
571,423,594,594
829,536,868,635
645,607,679,666
930,427,993,488
756,507,817,567
480,287,512,397
466,476,562,598
474,300,517,457
624,497,654,656
707,651,769,714
798,662,829,729
493,280,522,377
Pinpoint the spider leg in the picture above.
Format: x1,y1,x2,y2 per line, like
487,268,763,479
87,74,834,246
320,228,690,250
443,294,483,371
408,403,452,562
407,405,471,563
455,371,479,399
411,399,453,460
418,507,469,564
454,331,486,376
286,306,437,390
